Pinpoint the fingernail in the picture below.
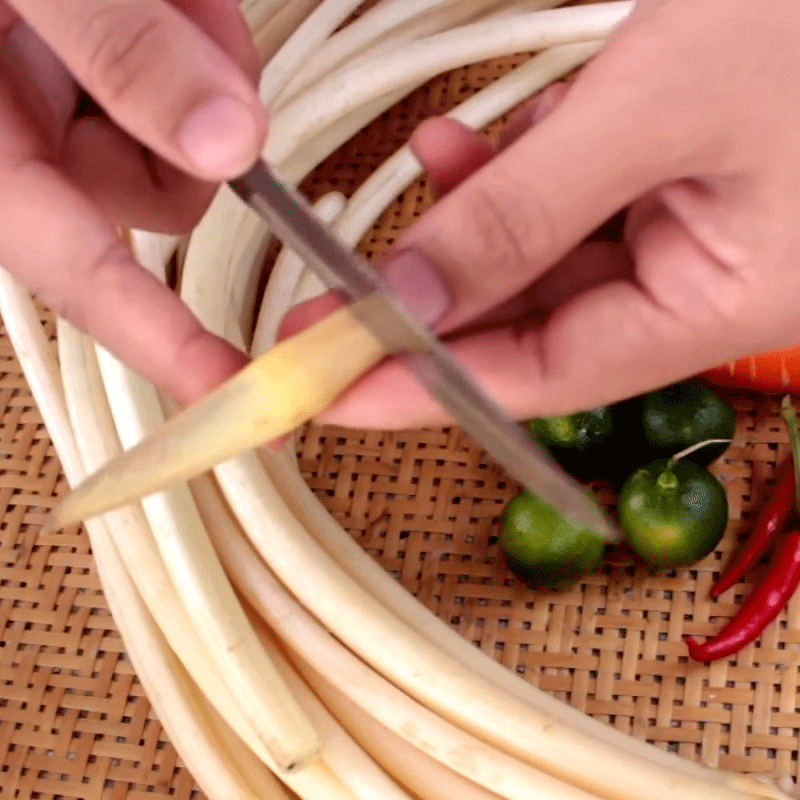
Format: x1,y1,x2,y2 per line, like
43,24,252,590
382,249,452,328
177,95,262,177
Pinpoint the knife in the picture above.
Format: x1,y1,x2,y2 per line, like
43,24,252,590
53,161,617,542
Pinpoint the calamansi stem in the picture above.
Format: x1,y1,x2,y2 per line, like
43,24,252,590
668,438,733,465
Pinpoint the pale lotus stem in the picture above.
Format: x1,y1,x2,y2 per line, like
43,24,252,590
191,473,613,800
255,624,418,800
92,525,285,800
280,657,504,800
65,261,319,773
0,275,287,800
244,0,327,65
259,0,366,104
278,0,567,108
267,2,632,164
264,444,779,798
54,321,323,777
89,349,322,778
52,298,389,526
195,468,778,800
179,188,270,347
251,192,347,355
275,0,510,107
209,448,762,800
53,323,370,800
277,88,411,183
90,527,288,800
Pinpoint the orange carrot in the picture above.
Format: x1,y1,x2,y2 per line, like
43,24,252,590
701,345,800,393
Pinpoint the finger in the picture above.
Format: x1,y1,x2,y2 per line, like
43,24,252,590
382,35,711,338
467,240,633,328
172,0,262,84
1,22,78,140
316,204,752,430
410,117,494,198
10,0,267,180
4,163,249,404
495,81,570,151
0,89,248,405
0,1,17,29
62,115,215,232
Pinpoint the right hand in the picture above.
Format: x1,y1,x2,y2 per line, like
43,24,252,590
287,0,800,431
0,0,267,405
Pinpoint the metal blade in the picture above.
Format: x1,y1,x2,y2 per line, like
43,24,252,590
229,161,617,540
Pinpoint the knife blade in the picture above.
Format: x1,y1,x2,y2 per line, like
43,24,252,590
229,161,617,540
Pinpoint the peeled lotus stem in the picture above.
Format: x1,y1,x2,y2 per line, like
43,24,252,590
52,298,391,526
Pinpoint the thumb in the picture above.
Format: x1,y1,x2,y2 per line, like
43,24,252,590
11,0,267,180
388,40,697,335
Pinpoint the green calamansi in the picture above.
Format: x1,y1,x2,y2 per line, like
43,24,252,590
499,491,606,589
617,452,728,569
641,380,735,465
524,406,613,479
524,399,646,481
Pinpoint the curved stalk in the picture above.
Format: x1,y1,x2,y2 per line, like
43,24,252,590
267,2,631,164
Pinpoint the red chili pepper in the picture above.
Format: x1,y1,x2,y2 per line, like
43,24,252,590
686,529,800,662
710,458,796,599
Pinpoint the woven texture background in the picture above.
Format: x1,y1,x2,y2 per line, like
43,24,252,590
3,50,800,800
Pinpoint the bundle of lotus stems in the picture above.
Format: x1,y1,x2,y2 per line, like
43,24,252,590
0,1,793,799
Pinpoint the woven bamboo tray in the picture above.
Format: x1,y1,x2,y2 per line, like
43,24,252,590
3,5,800,799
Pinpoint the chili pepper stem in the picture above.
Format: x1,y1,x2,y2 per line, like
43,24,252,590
779,394,800,517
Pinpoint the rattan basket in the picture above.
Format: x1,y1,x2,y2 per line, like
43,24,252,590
3,3,800,800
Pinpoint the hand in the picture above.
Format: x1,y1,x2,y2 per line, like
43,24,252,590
290,0,800,430
0,0,267,405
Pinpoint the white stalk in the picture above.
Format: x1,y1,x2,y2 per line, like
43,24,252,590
245,0,328,65
208,444,760,800
92,343,319,773
93,243,320,773
274,0,511,107
259,0,366,105
90,529,288,800
264,439,781,800
0,274,287,800
266,2,632,164
251,191,346,353
254,623,418,800
277,88,411,184
54,323,368,800
191,473,616,800
54,321,318,776
286,660,505,800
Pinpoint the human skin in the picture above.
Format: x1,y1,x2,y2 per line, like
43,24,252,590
3,0,800,433
0,0,261,405
289,0,800,429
